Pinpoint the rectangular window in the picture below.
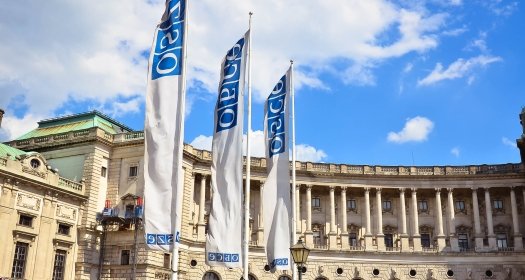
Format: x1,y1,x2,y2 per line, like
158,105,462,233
496,233,508,248
57,223,71,235
11,242,28,279
455,200,465,211
101,166,107,177
458,234,469,250
384,233,393,248
312,197,321,208
382,200,391,211
18,214,34,227
347,199,356,210
125,204,135,219
313,230,321,245
121,250,130,265
349,233,358,247
421,234,431,248
418,200,428,211
163,253,171,269
52,249,67,280
493,200,503,210
129,166,138,177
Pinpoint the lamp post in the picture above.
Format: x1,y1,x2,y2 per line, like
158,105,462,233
290,238,310,280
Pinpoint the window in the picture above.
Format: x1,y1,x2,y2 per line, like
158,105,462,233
313,230,321,245
496,233,507,248
493,200,503,210
347,199,356,211
11,242,28,279
384,233,393,248
52,249,67,280
30,158,40,169
278,276,291,280
101,166,107,177
18,214,34,227
455,200,465,211
203,271,220,280
57,223,71,235
163,253,170,269
458,234,468,250
382,200,391,211
129,166,138,177
312,197,321,208
421,234,431,248
125,204,135,219
349,233,358,246
418,200,428,212
121,250,130,265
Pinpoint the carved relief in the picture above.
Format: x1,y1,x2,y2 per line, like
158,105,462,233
16,192,42,213
21,165,47,179
56,204,78,223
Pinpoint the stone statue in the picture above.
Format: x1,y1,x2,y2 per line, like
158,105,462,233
521,107,525,135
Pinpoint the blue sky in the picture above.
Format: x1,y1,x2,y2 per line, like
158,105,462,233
0,0,523,166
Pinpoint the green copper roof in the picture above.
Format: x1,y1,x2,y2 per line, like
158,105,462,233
0,143,27,159
16,110,133,140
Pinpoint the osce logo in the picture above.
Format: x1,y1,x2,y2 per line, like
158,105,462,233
151,0,185,80
146,232,179,245
266,75,287,157
216,37,245,133
207,252,240,263
270,258,289,268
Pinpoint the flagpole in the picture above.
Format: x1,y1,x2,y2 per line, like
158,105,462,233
290,60,297,280
243,11,253,280
172,1,189,279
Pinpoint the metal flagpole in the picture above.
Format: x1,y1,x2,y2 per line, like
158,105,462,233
172,0,189,279
243,11,253,280
290,60,297,280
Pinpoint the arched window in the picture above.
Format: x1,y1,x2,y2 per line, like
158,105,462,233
203,271,220,280
315,277,328,280
239,274,257,280
278,275,291,280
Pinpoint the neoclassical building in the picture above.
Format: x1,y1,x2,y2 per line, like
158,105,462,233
2,109,525,280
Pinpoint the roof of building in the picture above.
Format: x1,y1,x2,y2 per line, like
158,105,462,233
0,142,27,159
16,110,133,140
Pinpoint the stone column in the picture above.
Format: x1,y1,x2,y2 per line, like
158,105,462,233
340,186,349,249
510,187,523,250
364,187,373,251
304,185,313,246
257,181,265,244
328,186,337,249
435,188,446,250
411,188,422,251
197,174,207,240
376,188,385,251
296,185,301,234
447,188,459,251
471,188,483,250
399,188,409,251
484,188,496,249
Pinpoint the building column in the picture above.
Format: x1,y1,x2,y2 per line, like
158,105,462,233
340,186,349,249
510,187,523,250
304,185,313,246
197,174,207,240
296,185,301,235
364,187,373,251
399,188,409,251
411,188,421,251
484,187,497,249
447,188,459,251
328,186,337,249
376,188,385,251
435,188,446,251
471,188,483,250
257,181,265,245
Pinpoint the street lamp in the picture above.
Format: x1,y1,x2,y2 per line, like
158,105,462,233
289,238,310,280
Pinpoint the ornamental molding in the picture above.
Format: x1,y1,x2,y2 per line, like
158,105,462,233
15,192,42,214
56,204,78,224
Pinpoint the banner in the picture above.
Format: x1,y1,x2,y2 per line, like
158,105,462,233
144,0,186,252
206,31,250,268
263,67,292,270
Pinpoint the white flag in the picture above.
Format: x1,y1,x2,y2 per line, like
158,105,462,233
206,31,250,268
144,0,186,252
263,67,292,270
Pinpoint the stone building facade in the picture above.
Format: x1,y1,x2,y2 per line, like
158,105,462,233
3,109,525,280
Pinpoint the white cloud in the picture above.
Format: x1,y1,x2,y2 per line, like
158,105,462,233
451,147,460,157
190,130,327,162
387,116,434,143
403,63,414,73
502,137,517,149
0,113,42,141
417,55,502,86
0,0,449,124
449,0,462,6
